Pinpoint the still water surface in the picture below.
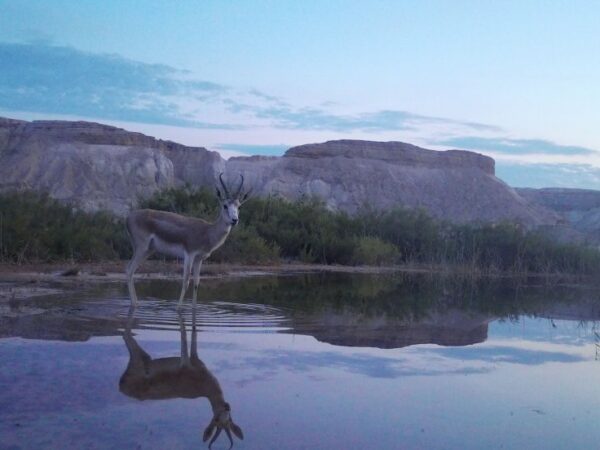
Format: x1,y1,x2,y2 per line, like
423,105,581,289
1,273,600,449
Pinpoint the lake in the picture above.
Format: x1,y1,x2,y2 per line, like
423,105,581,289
1,272,600,449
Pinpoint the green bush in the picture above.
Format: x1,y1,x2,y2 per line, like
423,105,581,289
2,187,600,274
351,236,399,265
212,225,280,264
229,195,358,264
140,185,218,218
0,191,128,262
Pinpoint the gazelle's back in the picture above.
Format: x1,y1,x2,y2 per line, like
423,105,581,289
127,209,208,240
119,356,222,401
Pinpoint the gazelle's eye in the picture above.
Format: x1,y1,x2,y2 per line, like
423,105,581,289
223,204,228,210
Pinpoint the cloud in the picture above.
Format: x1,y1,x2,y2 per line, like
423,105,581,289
236,349,489,379
441,136,597,156
426,345,585,365
256,107,418,131
0,41,501,135
496,162,600,189
227,100,500,133
0,41,238,129
220,343,582,380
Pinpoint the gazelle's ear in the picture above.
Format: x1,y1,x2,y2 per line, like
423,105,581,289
230,421,244,440
241,189,252,204
203,419,217,442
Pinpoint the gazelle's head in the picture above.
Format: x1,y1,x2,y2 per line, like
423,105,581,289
216,173,251,227
203,401,244,449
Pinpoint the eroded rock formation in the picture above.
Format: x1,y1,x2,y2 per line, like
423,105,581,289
0,117,562,229
0,118,221,215
228,140,559,226
517,188,600,242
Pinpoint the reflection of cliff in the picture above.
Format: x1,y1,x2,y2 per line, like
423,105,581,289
0,313,122,341
529,298,600,322
3,277,600,348
290,308,493,349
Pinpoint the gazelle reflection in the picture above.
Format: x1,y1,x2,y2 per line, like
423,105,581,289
120,307,244,448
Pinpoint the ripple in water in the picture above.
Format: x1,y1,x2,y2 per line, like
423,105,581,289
76,297,291,332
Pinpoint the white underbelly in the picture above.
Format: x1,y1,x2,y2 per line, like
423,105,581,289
150,236,186,258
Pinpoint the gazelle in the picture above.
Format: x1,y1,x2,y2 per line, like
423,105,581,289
120,308,244,448
126,173,250,306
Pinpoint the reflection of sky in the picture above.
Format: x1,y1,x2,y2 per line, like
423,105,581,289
489,316,597,346
2,311,599,450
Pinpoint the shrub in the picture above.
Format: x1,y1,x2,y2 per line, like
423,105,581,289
351,236,399,265
0,191,128,262
212,225,280,264
2,186,600,274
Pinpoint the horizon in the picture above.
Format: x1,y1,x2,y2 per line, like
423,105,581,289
1,0,599,189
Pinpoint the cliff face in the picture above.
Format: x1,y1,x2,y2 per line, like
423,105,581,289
517,188,600,242
0,119,222,215
227,140,559,226
285,140,495,174
0,117,561,228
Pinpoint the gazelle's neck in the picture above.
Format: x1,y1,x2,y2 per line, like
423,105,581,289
206,214,232,252
208,392,228,413
202,371,226,412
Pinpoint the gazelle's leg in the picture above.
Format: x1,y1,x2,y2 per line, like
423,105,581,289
122,319,152,374
126,241,151,306
177,310,189,367
192,257,203,305
190,303,198,360
177,254,192,308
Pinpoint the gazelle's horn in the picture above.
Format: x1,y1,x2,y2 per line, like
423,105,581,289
208,428,222,449
235,174,244,199
225,428,234,449
219,173,230,198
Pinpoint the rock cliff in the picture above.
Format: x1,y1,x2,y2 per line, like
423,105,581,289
0,118,222,215
227,140,558,226
517,188,600,242
0,117,561,229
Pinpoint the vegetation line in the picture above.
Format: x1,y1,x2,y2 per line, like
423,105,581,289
1,188,600,276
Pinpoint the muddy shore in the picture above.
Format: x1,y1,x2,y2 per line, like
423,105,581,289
0,260,412,302
1,259,592,304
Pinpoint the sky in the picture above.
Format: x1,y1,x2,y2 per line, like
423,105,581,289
1,0,599,188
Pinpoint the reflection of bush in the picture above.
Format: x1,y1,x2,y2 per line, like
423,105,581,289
162,271,590,322
2,187,600,275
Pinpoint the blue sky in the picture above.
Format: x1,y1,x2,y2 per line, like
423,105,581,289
1,0,599,188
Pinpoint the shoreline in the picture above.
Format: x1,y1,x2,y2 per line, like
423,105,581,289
0,261,411,302
0,260,412,281
0,259,594,280
1,260,595,303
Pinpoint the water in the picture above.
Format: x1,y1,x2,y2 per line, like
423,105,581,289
1,273,600,449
